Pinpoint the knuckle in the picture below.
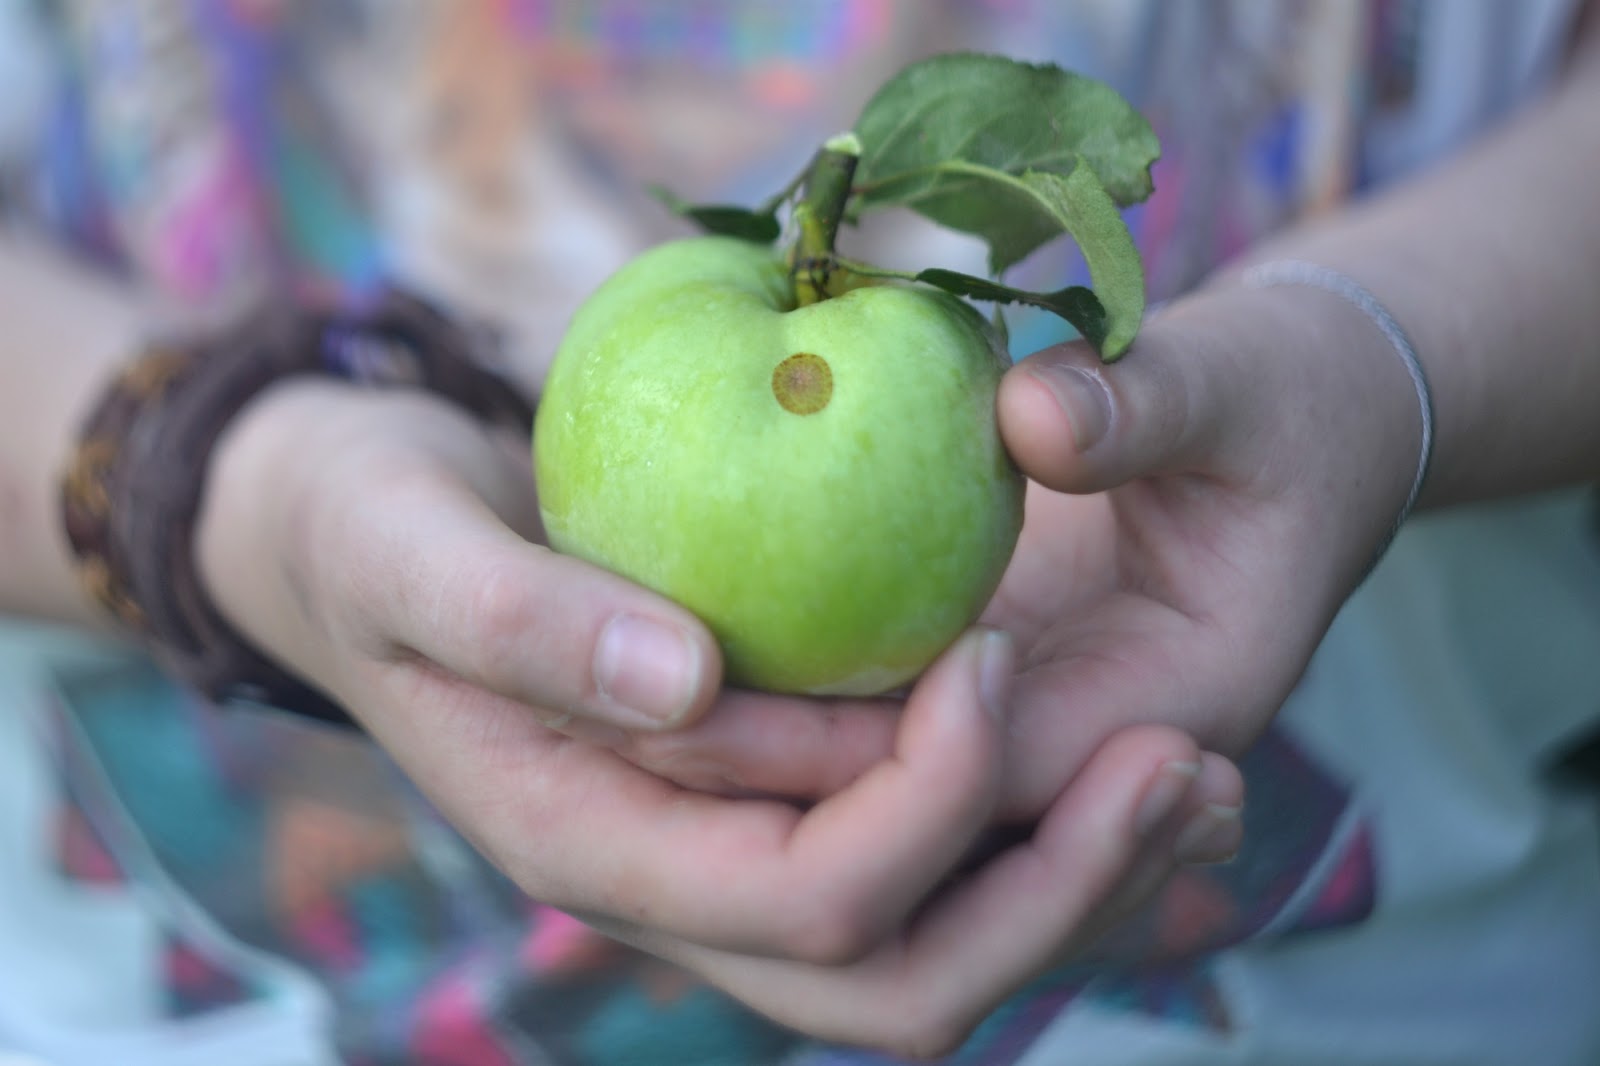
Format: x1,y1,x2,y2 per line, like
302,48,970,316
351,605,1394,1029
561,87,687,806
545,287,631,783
781,895,878,966
1105,335,1219,469
456,789,567,902
311,460,447,644
288,458,374,632
470,559,533,642
1131,357,1197,451
463,559,540,685
596,857,658,926
878,1007,977,1062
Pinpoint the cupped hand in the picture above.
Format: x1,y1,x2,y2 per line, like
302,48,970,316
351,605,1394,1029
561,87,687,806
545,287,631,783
192,378,1241,1054
975,276,1423,814
625,278,1422,821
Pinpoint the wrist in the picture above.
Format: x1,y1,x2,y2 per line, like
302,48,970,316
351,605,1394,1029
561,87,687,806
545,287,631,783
198,378,542,699
196,377,362,691
1272,283,1422,582
1180,273,1426,587
59,287,533,726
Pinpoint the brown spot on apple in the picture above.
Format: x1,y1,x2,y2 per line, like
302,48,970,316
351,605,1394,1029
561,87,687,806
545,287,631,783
771,352,833,415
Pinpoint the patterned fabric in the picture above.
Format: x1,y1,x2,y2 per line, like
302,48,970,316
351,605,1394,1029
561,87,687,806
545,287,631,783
0,2,1591,1064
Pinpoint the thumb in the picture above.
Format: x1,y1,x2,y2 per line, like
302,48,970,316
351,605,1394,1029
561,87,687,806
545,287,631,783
997,323,1236,494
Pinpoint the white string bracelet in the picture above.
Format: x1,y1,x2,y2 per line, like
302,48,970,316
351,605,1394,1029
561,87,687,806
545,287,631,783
1241,259,1435,562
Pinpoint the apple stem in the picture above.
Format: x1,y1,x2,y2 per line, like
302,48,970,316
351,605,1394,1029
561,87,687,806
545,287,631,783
792,133,862,307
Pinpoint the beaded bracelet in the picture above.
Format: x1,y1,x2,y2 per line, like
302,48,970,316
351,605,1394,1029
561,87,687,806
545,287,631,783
60,289,535,727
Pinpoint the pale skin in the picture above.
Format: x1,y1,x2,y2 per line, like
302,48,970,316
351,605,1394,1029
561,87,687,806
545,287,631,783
2,9,1599,1057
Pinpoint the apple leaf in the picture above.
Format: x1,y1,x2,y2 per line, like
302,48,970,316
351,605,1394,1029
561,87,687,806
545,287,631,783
901,159,1142,357
845,53,1153,356
852,53,1160,214
916,270,1110,355
644,53,1157,359
649,184,781,244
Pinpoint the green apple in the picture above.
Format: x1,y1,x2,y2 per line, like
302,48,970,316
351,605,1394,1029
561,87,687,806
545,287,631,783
535,235,1023,696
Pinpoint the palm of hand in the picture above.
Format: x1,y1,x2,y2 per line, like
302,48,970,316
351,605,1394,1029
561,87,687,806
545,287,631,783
979,475,1310,819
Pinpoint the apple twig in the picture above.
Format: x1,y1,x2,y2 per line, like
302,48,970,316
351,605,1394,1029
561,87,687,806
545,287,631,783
791,133,862,307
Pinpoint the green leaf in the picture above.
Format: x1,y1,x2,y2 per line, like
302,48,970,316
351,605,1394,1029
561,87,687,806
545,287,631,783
648,185,781,244
916,269,1110,354
906,159,1142,357
852,52,1160,215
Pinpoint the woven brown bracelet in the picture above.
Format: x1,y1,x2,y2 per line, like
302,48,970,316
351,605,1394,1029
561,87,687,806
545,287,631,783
61,288,535,727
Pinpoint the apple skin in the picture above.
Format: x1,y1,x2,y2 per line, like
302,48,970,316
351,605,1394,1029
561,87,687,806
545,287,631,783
535,236,1024,696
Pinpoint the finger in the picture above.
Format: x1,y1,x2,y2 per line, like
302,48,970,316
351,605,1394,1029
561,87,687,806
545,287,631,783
618,689,900,799
563,628,1014,962
354,625,1014,964
997,311,1249,494
902,724,1206,989
330,467,723,731
1171,751,1246,866
1046,749,1247,973
765,629,1013,955
646,725,1207,1058
1071,749,1247,960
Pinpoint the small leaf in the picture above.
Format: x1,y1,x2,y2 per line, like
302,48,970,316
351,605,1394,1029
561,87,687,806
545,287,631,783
1018,164,1143,357
901,158,1142,357
917,269,1110,354
853,53,1160,214
649,185,781,244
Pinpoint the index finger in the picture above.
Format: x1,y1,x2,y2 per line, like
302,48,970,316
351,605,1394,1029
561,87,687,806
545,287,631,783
618,687,901,799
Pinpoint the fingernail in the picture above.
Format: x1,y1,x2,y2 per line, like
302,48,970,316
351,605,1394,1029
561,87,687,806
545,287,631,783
1033,364,1112,452
1173,803,1243,865
593,614,703,727
1134,760,1200,837
657,755,743,790
976,629,1015,720
541,713,630,749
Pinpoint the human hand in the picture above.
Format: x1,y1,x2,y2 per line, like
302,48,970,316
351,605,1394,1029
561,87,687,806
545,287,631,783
624,276,1421,823
191,380,1239,1055
969,275,1424,814
567,277,1425,1042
